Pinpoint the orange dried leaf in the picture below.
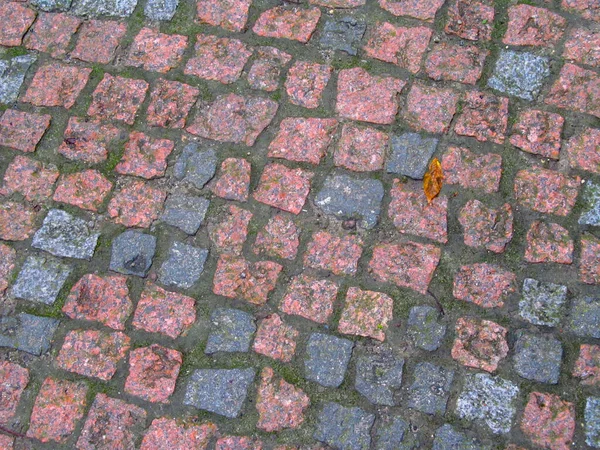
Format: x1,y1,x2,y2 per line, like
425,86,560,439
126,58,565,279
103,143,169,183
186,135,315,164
423,157,443,205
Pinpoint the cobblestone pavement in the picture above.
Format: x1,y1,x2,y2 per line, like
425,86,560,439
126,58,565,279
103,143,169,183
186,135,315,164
0,0,599,448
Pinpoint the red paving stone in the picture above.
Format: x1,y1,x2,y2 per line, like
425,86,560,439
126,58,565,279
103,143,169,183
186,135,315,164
454,91,509,144
253,215,300,260
213,254,282,305
545,63,600,118
562,0,600,22
253,6,321,43
53,170,112,212
509,110,564,160
209,205,253,255
253,314,299,363
0,155,58,201
62,274,132,330
563,28,600,68
514,168,580,216
580,234,600,285
451,317,509,373
56,329,131,381
26,377,87,443
525,221,573,264
425,43,488,85
107,179,166,228
132,282,196,339
565,127,600,174
0,201,37,241
441,146,502,194
0,243,16,294
253,163,313,215
304,231,363,276
22,63,91,109
403,81,459,134
310,0,364,6
187,93,278,146
211,158,251,202
248,46,292,92
521,392,575,450
573,344,600,386
71,20,127,64
336,67,406,124
445,0,494,41
126,28,187,73
0,109,51,153
0,434,13,449
378,0,444,20
458,199,513,253
0,361,29,425
215,436,263,450
256,367,309,432
0,3,35,47
197,0,251,31
453,263,516,309
338,287,393,341
363,22,432,74
334,123,387,172
77,394,147,450
140,418,217,450
58,117,121,164
369,242,441,294
279,274,338,324
115,132,174,179
88,74,149,125
23,12,81,58
268,117,338,165
388,180,448,244
503,4,566,47
185,34,252,84
285,61,332,109
125,344,182,403
146,79,199,129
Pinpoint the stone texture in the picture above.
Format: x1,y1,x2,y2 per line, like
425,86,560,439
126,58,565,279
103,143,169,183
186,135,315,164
173,144,217,189
88,74,148,125
71,20,127,64
386,133,438,179
145,0,178,20
519,278,568,327
334,123,387,172
140,418,217,450
215,436,263,450
378,0,444,21
185,34,251,84
206,308,256,354
0,244,16,294
126,28,187,74
279,274,338,324
161,194,210,234
586,397,600,448
1,155,58,201
513,332,562,384
579,181,600,227
510,110,564,159
247,46,291,92
0,109,51,153
253,314,298,362
285,61,331,109
581,234,600,285
445,0,494,41
459,199,513,253
451,317,508,372
197,0,250,31
304,231,363,276
403,81,459,134
407,305,446,351
426,43,487,85
545,63,600,118
0,313,59,355
407,362,454,415
521,392,575,450
211,158,251,202
22,63,90,109
454,91,509,144
568,296,600,338
253,163,313,214
107,179,166,228
574,344,600,386
53,170,112,212
562,0,600,22
58,117,121,164
514,167,580,216
320,18,366,56
503,5,566,48
0,201,37,241
159,241,208,289
305,333,353,388
253,215,300,260
147,79,198,129
253,6,321,43
12,255,71,305
209,205,252,255
567,129,600,175
442,146,502,194
488,50,550,101
564,28,600,68
0,3,36,47
355,348,403,406
23,12,81,58
314,403,374,450
453,263,516,309
525,221,573,264
338,287,393,341
72,0,139,17
31,0,72,11
374,416,412,450
0,361,29,424
109,230,156,277
432,424,491,450
0,54,36,104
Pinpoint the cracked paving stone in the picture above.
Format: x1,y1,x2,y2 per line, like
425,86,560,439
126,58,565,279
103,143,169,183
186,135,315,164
0,54,36,104
579,181,600,226
72,0,139,17
253,215,300,261
305,333,353,388
253,314,298,363
451,317,508,372
386,132,438,180
456,373,519,435
355,347,403,406
0,313,58,355
196,0,251,32
513,332,562,384
0,155,58,201
205,308,256,354
211,158,251,202
453,263,516,309
407,305,446,351
0,360,29,424
71,20,127,64
253,6,321,43
145,0,178,20
586,397,600,448
510,109,564,159
519,278,567,327
32,209,99,260
159,241,208,289
0,109,51,153
442,146,502,194
110,230,157,277
488,50,551,101
184,368,255,418
432,424,492,450
140,418,217,450
279,274,338,324
315,174,384,229
407,362,454,415
0,3,36,47
160,193,210,235
521,392,575,450
568,296,600,339
525,220,573,264
314,402,374,450
0,243,16,294
173,144,217,189
320,17,366,56
338,287,393,341
12,255,71,305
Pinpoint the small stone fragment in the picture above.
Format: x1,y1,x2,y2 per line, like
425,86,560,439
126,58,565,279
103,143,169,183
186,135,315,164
109,230,156,277
305,333,353,388
205,308,256,354
12,255,71,305
519,278,567,327
407,362,454,415
159,241,208,289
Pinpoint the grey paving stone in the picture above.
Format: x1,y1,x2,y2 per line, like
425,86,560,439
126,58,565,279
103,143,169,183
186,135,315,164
12,255,72,305
407,362,454,415
432,424,492,450
183,368,255,418
568,296,600,339
314,174,384,229
319,17,367,56
305,333,353,388
375,416,415,450
109,230,156,277
386,133,438,180
158,241,208,289
173,144,217,190
30,0,72,10
144,0,178,20
32,209,99,260
487,50,551,101
161,194,210,235
519,278,567,327
314,402,375,450
455,373,519,434
579,181,600,227
513,332,562,384
205,308,256,354
355,349,404,406
407,305,446,351
71,0,138,16
0,54,36,104
586,397,600,448
0,313,59,355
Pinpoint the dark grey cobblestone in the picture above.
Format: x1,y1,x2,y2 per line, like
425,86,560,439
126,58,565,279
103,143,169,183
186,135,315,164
158,241,208,289
513,332,562,384
568,296,600,339
519,278,568,327
110,230,156,277
374,416,415,450
12,255,72,305
586,397,600,448
354,348,404,406
407,362,454,415
161,194,210,235
314,402,375,450
407,305,446,351
0,313,59,355
173,144,217,190
305,333,353,388
386,133,438,180
319,17,367,56
205,308,256,354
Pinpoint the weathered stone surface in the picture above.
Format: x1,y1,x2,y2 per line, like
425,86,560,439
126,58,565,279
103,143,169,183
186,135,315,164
253,314,298,362
432,424,491,450
355,349,403,406
145,0,178,20
451,317,508,372
71,19,127,64
184,368,255,418
0,243,16,294
525,221,573,264
459,199,513,253
211,158,251,202
320,18,366,56
0,54,36,104
403,81,459,134
374,416,412,450
305,333,353,388
454,91,508,144
279,274,338,324
206,308,255,354
581,234,600,285
386,133,438,179
173,144,217,189
253,6,321,43
407,362,454,415
72,0,139,17
574,344,600,386
304,231,363,276
110,230,156,277
445,0,494,41
514,168,580,216
0,109,51,153
510,110,564,159
159,241,208,289
513,332,562,384
580,181,600,226
161,194,210,234
503,4,566,47
0,360,29,424
12,255,72,305
442,146,502,194
488,50,550,101
31,0,71,11
586,397,600,448
253,215,300,260
339,287,393,341
407,305,446,351
521,392,575,450
545,63,600,118
453,263,516,309
568,296,600,339
519,278,567,327
0,313,59,355
140,418,217,450
314,403,374,450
